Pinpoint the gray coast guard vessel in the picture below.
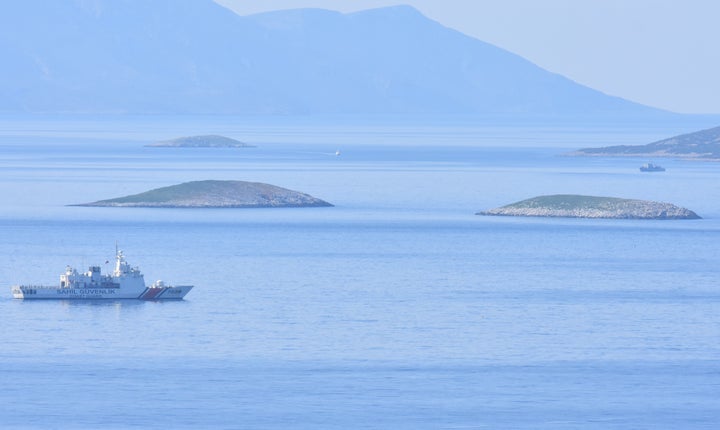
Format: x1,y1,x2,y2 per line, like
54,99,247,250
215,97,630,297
11,250,193,300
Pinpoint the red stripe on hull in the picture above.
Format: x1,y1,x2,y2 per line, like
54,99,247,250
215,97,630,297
141,287,165,300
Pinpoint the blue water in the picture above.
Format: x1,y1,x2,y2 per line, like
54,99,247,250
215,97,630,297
1,119,719,428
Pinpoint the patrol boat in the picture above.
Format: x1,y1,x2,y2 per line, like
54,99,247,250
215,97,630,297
640,162,665,172
11,249,193,300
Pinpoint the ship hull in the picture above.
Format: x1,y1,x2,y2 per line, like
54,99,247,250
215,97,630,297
11,285,193,300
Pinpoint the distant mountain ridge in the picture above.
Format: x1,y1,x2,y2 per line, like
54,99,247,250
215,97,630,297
0,0,663,116
571,125,720,159
147,135,254,148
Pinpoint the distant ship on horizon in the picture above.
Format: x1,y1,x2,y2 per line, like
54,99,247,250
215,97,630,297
640,162,666,172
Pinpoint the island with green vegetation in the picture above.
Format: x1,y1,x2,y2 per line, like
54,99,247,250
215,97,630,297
569,125,720,160
146,135,255,148
478,195,700,220
74,180,332,208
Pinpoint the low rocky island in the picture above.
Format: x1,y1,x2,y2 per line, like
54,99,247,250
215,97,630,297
569,125,720,160
146,135,255,148
478,195,700,220
74,180,332,208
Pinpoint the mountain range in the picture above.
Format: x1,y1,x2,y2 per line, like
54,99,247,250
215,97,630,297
0,0,664,116
571,125,720,159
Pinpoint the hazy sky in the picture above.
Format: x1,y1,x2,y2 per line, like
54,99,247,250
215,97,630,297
216,0,720,114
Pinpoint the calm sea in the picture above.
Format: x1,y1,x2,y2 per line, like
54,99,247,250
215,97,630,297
1,118,718,429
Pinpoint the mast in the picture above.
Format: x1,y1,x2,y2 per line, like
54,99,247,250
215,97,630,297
114,246,125,276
